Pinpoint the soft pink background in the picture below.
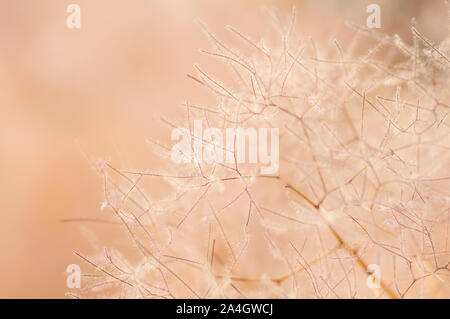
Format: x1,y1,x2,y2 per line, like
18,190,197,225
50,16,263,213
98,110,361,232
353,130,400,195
0,0,446,298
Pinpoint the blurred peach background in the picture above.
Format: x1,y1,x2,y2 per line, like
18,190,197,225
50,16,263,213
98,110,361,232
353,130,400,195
0,0,447,298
